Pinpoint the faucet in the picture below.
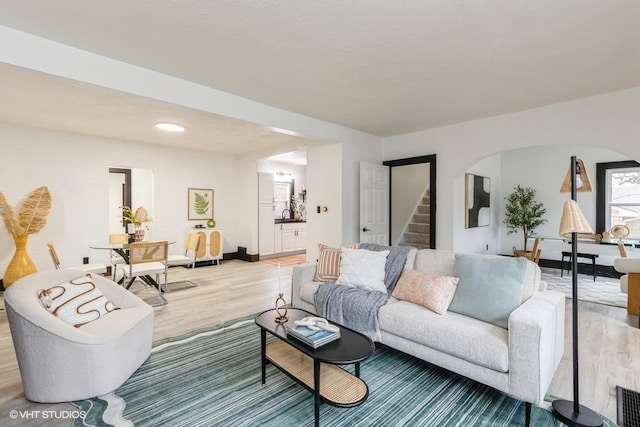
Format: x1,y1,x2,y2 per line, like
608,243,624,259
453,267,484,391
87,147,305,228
281,209,291,220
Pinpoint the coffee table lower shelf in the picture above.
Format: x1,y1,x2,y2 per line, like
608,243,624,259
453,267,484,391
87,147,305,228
266,340,368,407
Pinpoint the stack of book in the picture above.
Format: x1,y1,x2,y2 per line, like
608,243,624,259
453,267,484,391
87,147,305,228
286,323,341,348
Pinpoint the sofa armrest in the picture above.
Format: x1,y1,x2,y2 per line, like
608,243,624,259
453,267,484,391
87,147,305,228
292,263,317,306
507,290,565,405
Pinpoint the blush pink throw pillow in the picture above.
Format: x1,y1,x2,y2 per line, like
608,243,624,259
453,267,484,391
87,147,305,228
392,269,459,315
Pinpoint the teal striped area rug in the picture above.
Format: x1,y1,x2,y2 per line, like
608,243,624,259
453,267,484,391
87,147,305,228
73,316,614,427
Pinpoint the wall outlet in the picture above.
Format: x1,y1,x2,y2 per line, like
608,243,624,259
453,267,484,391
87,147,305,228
83,257,89,265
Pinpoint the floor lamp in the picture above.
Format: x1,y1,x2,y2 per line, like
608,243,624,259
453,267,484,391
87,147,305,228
552,156,603,427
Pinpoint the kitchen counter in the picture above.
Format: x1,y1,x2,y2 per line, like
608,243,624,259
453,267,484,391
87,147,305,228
274,219,306,224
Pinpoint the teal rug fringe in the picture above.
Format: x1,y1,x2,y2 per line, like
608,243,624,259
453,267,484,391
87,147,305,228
73,316,616,427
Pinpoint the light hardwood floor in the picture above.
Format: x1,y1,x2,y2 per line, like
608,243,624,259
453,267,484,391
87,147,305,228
0,260,638,426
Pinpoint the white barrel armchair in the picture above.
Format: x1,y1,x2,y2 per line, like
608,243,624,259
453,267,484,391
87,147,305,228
4,269,154,402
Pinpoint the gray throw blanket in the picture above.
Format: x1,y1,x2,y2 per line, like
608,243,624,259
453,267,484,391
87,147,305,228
315,244,414,341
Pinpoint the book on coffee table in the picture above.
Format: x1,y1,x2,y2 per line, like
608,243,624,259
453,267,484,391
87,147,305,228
286,324,340,349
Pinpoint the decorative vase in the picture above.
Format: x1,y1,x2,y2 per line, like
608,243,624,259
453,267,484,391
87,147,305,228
134,224,145,242
4,234,37,288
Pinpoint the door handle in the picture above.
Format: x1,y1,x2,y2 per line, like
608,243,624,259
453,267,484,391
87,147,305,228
362,227,371,232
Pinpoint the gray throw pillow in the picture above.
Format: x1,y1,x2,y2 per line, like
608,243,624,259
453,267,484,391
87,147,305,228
448,254,527,329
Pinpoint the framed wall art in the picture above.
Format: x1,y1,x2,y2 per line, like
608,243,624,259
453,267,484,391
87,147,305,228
465,173,490,228
188,188,214,220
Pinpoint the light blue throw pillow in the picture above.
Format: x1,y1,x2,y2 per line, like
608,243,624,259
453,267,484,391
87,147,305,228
449,254,528,329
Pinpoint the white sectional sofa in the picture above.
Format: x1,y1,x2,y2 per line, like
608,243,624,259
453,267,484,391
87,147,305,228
292,247,565,425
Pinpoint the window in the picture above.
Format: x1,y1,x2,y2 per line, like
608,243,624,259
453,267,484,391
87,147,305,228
596,160,640,239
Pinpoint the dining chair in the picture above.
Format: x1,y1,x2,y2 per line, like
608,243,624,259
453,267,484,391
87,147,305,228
120,240,169,306
47,242,107,275
166,233,200,269
109,233,129,281
163,233,200,291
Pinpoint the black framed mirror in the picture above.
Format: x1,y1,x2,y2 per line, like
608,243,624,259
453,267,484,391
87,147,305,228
383,154,436,249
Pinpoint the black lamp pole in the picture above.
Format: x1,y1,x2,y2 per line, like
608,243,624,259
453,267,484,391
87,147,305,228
552,156,602,426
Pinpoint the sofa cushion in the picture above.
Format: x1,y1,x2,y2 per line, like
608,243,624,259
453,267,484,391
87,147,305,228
413,250,539,303
449,254,527,329
520,258,541,302
314,243,359,282
379,300,509,372
392,269,459,315
336,247,389,292
315,244,342,282
413,249,456,276
300,282,321,305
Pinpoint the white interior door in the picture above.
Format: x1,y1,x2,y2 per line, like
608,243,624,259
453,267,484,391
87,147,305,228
360,162,389,244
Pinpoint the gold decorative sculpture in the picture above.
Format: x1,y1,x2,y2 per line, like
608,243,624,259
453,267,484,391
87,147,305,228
0,187,52,287
274,293,288,324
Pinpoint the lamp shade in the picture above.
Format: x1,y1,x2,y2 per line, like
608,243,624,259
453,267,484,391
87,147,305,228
559,200,594,237
560,158,592,193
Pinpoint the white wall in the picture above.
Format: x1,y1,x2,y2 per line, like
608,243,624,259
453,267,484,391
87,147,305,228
3,24,640,267
382,87,640,251
306,142,343,262
498,144,629,265
454,154,501,255
0,124,241,276
0,25,384,264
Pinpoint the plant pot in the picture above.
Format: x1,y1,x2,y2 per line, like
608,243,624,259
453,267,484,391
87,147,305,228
513,248,535,261
134,224,145,242
4,234,37,287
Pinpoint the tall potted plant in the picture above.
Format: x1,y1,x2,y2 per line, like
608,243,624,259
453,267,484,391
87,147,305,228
504,185,547,257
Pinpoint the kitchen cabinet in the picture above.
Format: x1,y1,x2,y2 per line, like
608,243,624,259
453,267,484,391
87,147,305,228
275,222,307,253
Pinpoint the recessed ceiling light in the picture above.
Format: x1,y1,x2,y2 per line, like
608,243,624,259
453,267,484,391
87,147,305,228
155,122,185,132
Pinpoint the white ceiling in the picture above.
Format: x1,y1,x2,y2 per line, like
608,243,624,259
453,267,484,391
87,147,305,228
0,1,639,155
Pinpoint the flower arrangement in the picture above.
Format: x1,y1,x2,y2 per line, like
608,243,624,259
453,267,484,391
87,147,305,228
290,194,305,221
121,205,152,229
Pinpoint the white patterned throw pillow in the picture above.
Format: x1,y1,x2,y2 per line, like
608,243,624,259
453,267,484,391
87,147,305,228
37,274,118,328
336,247,390,292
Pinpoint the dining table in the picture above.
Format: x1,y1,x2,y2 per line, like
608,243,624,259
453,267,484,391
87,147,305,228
90,240,176,292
